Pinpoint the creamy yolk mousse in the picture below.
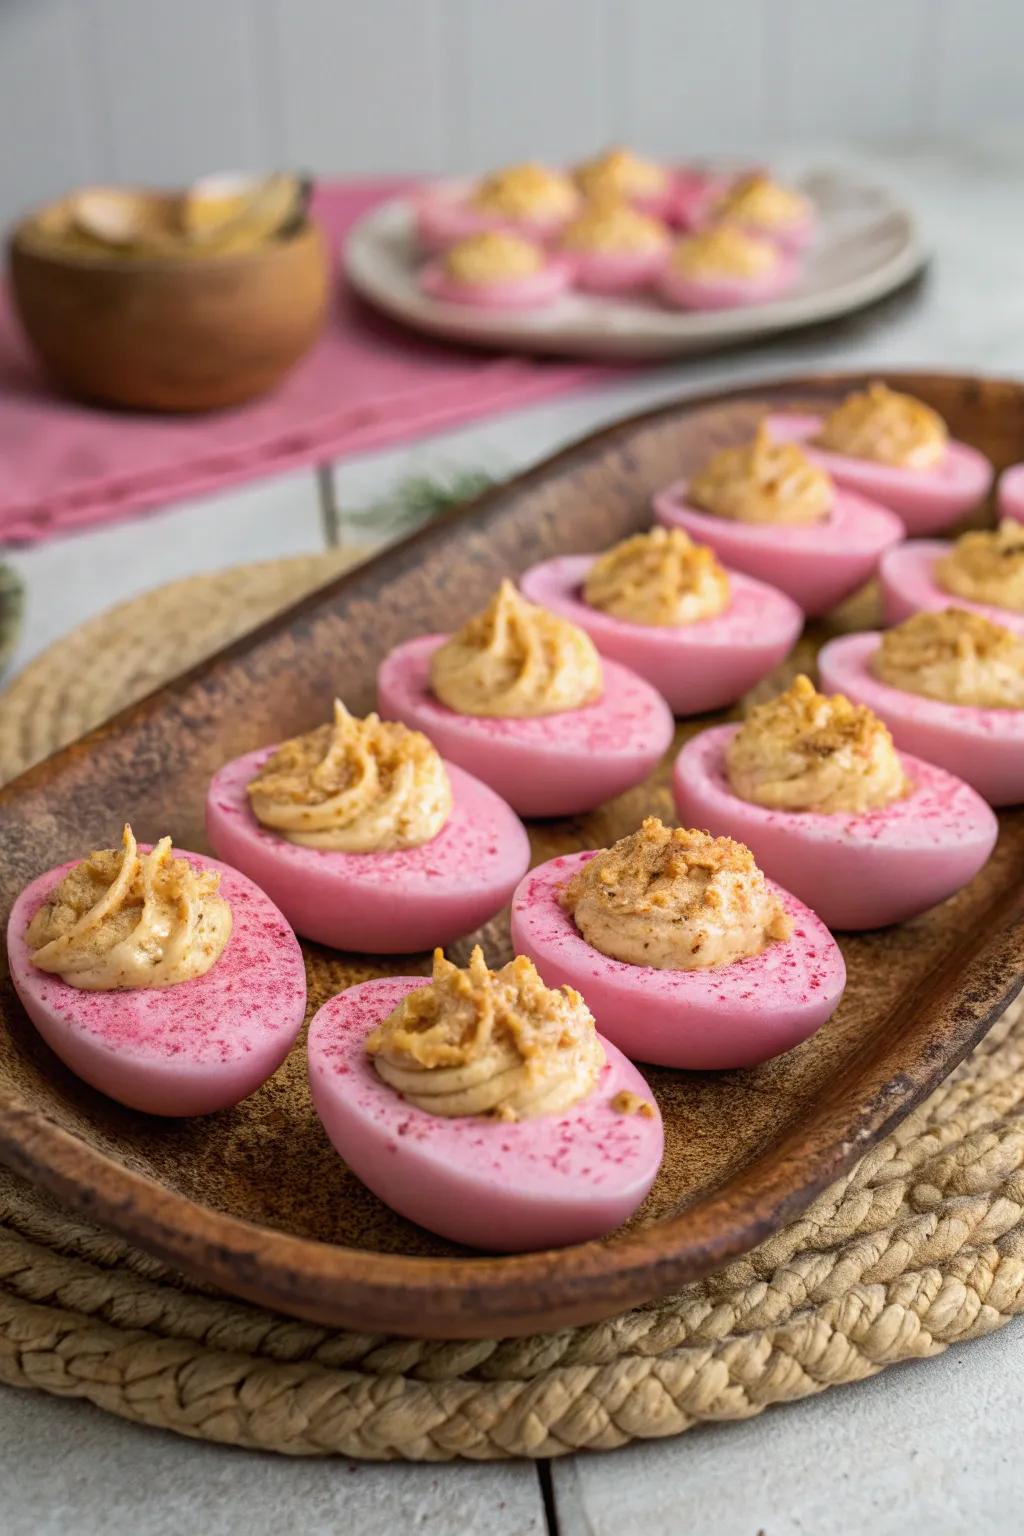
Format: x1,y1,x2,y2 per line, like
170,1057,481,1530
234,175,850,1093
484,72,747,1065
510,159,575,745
689,424,833,525
420,229,570,308
669,224,778,280
559,816,792,970
936,521,1024,613
443,230,545,285
816,382,947,471
28,824,231,991
470,162,579,221
430,578,603,717
713,173,811,240
559,198,667,256
873,608,1024,710
246,699,451,852
366,944,607,1122
726,675,908,814
573,147,670,205
583,527,729,627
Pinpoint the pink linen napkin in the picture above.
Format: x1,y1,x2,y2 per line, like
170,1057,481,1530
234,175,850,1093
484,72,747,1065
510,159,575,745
0,180,620,546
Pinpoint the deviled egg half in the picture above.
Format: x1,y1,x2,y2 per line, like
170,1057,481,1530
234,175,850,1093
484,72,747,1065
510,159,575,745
706,172,815,249
572,146,676,221
415,161,580,251
520,526,802,715
818,608,1024,806
768,383,993,535
654,423,903,615
307,944,663,1251
881,520,1024,634
658,224,799,310
419,229,571,310
7,825,307,1115
511,817,845,1070
673,676,997,930
206,701,529,953
556,196,670,295
377,581,674,817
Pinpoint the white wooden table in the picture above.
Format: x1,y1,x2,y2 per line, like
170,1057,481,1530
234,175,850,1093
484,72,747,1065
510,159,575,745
4,136,1024,1535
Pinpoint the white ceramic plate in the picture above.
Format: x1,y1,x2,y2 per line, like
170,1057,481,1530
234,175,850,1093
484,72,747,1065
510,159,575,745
344,168,927,360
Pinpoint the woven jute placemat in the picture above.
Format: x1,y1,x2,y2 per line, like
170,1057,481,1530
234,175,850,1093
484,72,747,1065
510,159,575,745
1,553,1023,1461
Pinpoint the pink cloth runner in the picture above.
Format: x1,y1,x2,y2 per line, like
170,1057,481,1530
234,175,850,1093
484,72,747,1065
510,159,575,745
0,180,619,546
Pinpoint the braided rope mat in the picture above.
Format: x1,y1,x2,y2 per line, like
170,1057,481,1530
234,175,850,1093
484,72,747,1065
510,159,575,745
1,554,1023,1460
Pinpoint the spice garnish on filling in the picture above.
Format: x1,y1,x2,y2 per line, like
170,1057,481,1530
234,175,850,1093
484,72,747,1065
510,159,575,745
727,674,908,813
815,382,948,470
583,527,730,627
873,608,1024,709
574,147,669,202
559,198,668,254
366,945,604,1121
27,824,231,991
430,579,603,717
442,230,545,285
469,162,578,220
936,520,1024,614
668,225,778,279
611,1089,656,1118
559,816,791,970
246,699,451,851
714,172,808,231
689,422,833,525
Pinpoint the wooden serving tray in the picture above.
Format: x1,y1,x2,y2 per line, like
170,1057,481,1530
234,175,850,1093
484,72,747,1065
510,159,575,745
1,371,1023,1340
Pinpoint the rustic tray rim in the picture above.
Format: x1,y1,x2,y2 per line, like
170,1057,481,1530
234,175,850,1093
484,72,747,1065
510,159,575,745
2,367,1023,1340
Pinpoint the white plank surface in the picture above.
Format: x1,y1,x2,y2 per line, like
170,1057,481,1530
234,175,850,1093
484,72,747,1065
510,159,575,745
551,1323,1024,1536
89,0,266,183
269,0,449,176
0,1387,546,1536
778,0,933,140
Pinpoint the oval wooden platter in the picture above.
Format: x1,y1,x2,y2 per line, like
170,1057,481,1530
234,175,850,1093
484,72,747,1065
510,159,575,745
1,371,1022,1340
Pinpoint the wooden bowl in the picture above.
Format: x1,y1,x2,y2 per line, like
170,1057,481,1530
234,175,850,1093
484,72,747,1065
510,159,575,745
7,215,329,412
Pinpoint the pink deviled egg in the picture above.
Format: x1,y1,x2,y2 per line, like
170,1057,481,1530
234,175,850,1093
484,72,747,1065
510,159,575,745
572,146,676,222
557,197,670,295
307,947,663,1251
767,383,993,535
880,521,1024,634
206,701,529,954
819,609,1024,806
658,224,798,310
519,527,802,716
672,676,997,931
998,463,1024,525
414,161,580,252
419,229,571,310
511,818,845,1070
377,581,673,818
7,826,307,1116
695,171,816,252
654,422,902,616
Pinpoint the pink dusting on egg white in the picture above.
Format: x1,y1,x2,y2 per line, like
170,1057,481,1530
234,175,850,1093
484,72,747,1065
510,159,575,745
419,255,572,310
998,463,1024,526
206,753,529,954
657,251,800,311
377,635,674,818
879,540,1024,634
767,412,993,535
7,850,307,1116
818,631,1024,807
510,852,845,1070
413,181,574,253
307,976,663,1252
519,555,802,715
564,246,668,296
653,482,902,617
673,725,998,930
